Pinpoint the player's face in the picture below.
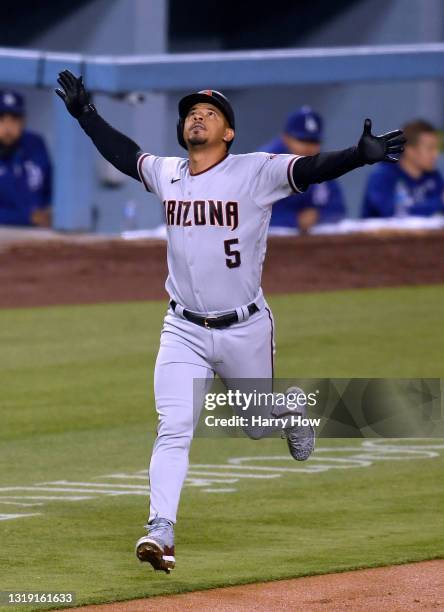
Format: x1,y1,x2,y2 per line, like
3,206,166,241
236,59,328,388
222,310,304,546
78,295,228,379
283,134,321,157
184,103,233,150
404,132,440,172
0,113,24,146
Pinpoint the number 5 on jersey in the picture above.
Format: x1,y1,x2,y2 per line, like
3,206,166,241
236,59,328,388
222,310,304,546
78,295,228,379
224,238,241,268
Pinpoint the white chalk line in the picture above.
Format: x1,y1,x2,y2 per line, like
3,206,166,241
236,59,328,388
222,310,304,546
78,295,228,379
0,439,442,521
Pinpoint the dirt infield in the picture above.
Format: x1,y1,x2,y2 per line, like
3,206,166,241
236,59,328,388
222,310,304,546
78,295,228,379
1,231,444,308
56,560,442,611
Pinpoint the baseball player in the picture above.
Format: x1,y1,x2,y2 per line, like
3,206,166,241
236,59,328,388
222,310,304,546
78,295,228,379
55,70,405,574
362,119,444,218
0,90,52,227
262,106,346,232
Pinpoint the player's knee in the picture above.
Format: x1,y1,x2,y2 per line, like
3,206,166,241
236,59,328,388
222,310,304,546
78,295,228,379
155,430,193,453
156,410,194,441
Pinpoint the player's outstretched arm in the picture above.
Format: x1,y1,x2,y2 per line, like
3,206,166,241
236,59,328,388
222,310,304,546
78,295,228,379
55,70,142,181
292,119,406,191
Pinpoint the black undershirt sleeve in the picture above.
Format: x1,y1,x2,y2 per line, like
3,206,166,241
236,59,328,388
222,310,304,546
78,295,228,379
292,146,365,192
78,110,142,181
78,111,365,189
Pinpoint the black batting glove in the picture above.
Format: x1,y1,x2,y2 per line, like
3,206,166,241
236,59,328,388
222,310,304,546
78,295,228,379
357,118,406,164
55,70,95,119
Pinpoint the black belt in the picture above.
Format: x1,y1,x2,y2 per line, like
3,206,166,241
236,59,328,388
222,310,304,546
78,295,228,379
170,300,259,329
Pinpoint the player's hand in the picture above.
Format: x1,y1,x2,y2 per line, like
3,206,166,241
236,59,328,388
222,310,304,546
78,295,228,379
55,70,93,119
357,118,406,164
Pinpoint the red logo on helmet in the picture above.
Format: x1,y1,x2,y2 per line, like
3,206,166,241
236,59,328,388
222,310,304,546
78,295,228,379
199,89,213,96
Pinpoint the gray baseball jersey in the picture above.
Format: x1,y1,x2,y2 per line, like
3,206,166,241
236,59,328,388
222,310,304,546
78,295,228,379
137,152,302,313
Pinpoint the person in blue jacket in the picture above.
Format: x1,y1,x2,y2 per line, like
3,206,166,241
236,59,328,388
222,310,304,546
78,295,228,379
262,106,346,232
0,90,52,227
362,119,444,218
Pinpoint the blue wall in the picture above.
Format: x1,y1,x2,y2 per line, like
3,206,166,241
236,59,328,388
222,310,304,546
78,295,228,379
14,0,169,232
170,0,444,220
5,0,444,232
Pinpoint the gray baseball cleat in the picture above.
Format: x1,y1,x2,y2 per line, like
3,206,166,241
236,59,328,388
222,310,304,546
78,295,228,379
135,517,175,573
282,386,315,461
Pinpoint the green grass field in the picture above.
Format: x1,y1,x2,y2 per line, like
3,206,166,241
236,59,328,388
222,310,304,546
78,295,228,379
1,285,443,611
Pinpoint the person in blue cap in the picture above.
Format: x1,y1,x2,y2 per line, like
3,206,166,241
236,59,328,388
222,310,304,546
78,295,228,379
0,90,52,227
362,119,444,218
262,106,346,232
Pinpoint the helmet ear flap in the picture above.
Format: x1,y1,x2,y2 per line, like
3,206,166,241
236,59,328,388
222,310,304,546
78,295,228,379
177,118,187,150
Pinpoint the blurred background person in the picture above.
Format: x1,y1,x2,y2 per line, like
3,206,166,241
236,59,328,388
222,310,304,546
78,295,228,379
362,119,444,218
0,90,52,227
262,106,346,233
